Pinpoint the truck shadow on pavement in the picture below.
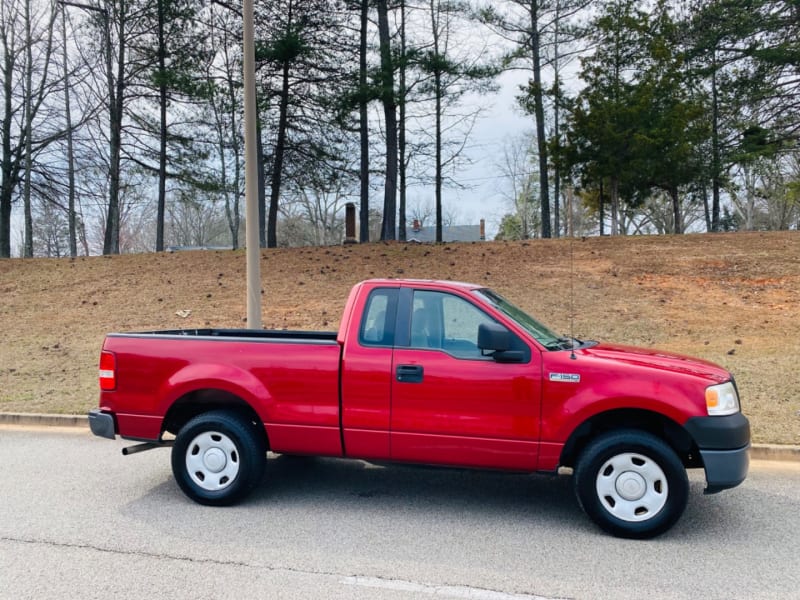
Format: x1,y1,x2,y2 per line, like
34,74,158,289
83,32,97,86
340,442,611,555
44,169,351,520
125,453,592,534
266,454,576,505
258,454,579,512
121,454,745,542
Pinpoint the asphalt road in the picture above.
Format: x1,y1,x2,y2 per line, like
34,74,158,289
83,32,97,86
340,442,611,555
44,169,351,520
1,426,798,600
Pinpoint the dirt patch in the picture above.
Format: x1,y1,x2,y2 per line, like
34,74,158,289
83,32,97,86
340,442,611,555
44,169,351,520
1,231,798,443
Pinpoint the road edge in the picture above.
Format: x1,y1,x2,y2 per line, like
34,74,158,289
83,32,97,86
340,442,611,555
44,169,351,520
1,412,89,428
1,412,798,462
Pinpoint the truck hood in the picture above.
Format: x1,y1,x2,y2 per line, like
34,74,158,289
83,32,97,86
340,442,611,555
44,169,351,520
578,342,731,383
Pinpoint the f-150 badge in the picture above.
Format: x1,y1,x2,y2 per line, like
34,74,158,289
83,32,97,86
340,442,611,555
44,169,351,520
549,373,580,383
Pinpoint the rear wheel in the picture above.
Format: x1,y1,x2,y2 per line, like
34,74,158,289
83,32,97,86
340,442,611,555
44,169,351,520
574,429,688,539
171,410,265,506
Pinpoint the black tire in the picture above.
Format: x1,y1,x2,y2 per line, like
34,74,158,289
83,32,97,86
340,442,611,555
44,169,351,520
171,410,266,506
574,429,689,539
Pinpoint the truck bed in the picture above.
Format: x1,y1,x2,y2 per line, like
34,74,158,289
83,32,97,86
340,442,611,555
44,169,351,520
100,329,343,451
108,328,338,343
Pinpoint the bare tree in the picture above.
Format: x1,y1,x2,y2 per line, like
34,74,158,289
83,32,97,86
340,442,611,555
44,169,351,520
167,189,228,247
761,155,800,231
727,155,800,231
293,167,354,246
639,192,705,235
406,195,458,231
201,3,243,249
71,0,153,254
496,131,540,239
1,0,63,257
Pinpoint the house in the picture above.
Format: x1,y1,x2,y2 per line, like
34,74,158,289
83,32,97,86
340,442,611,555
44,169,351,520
405,219,486,243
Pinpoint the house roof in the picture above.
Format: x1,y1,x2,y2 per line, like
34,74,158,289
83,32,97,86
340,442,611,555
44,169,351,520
405,224,483,243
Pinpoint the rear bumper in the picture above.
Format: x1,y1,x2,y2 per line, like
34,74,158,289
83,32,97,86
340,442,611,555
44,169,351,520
88,409,116,440
685,413,751,493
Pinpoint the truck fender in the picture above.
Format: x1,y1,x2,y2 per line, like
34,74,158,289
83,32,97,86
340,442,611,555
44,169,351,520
157,362,273,424
546,372,699,445
557,406,694,469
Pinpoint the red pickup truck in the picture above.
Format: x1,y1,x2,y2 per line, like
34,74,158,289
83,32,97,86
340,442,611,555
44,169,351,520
89,279,749,538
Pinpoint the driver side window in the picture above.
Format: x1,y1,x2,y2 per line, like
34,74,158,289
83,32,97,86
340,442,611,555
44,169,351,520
410,290,495,359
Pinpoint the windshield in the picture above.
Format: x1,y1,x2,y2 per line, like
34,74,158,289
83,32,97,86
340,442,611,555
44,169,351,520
474,288,571,350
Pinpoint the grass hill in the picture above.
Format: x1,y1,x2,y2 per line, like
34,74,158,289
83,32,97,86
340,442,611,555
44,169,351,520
1,231,798,444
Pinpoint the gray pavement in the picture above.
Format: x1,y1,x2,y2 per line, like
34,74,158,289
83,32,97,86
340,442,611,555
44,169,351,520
1,425,799,599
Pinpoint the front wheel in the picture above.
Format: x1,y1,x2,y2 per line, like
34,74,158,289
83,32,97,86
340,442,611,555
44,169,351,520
171,411,266,506
574,430,688,539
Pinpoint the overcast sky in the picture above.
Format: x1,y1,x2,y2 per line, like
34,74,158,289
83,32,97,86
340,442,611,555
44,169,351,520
404,68,534,238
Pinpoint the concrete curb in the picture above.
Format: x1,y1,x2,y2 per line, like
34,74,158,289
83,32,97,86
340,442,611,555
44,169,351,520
749,444,800,463
0,412,89,428
0,412,798,462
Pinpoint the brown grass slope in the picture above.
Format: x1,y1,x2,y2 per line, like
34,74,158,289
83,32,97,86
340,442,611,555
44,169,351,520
1,231,798,444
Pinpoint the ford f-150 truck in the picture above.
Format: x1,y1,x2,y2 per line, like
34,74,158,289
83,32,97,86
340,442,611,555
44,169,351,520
89,279,750,538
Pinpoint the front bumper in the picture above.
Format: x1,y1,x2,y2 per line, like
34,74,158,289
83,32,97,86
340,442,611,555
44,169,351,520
88,409,116,440
699,445,750,494
685,413,751,493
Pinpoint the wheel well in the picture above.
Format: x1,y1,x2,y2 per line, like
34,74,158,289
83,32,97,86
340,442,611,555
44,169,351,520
559,409,700,469
162,389,268,449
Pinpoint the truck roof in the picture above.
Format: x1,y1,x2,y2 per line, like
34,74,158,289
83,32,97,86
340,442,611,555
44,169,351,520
361,278,485,292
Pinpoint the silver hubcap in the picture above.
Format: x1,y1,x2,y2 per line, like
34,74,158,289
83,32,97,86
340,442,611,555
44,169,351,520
596,452,668,522
185,431,240,491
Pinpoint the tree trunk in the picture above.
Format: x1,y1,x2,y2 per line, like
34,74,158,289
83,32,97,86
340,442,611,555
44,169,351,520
104,3,123,255
268,59,290,248
257,113,266,248
610,177,619,235
359,0,369,242
671,186,682,234
434,69,442,243
0,40,15,257
552,2,562,239
702,184,711,232
23,0,33,257
430,0,443,243
599,178,604,236
217,109,232,248
710,54,721,232
530,1,551,238
222,37,241,250
155,0,167,251
62,6,77,257
377,0,397,241
397,0,407,242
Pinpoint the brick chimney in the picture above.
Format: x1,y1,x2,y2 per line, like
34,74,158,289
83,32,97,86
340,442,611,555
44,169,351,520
344,203,357,244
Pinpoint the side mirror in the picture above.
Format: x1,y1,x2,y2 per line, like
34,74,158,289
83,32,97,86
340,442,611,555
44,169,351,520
478,323,525,363
478,322,511,352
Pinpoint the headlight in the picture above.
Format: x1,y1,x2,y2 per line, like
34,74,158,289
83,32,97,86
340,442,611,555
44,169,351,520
705,381,740,416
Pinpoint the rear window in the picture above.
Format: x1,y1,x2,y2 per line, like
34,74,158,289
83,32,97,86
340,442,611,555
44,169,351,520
360,288,397,346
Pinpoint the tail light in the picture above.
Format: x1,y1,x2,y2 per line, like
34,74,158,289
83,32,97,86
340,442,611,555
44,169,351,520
99,351,116,391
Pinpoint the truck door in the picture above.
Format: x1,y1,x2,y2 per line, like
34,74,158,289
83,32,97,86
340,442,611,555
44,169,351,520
340,286,398,460
390,288,541,470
